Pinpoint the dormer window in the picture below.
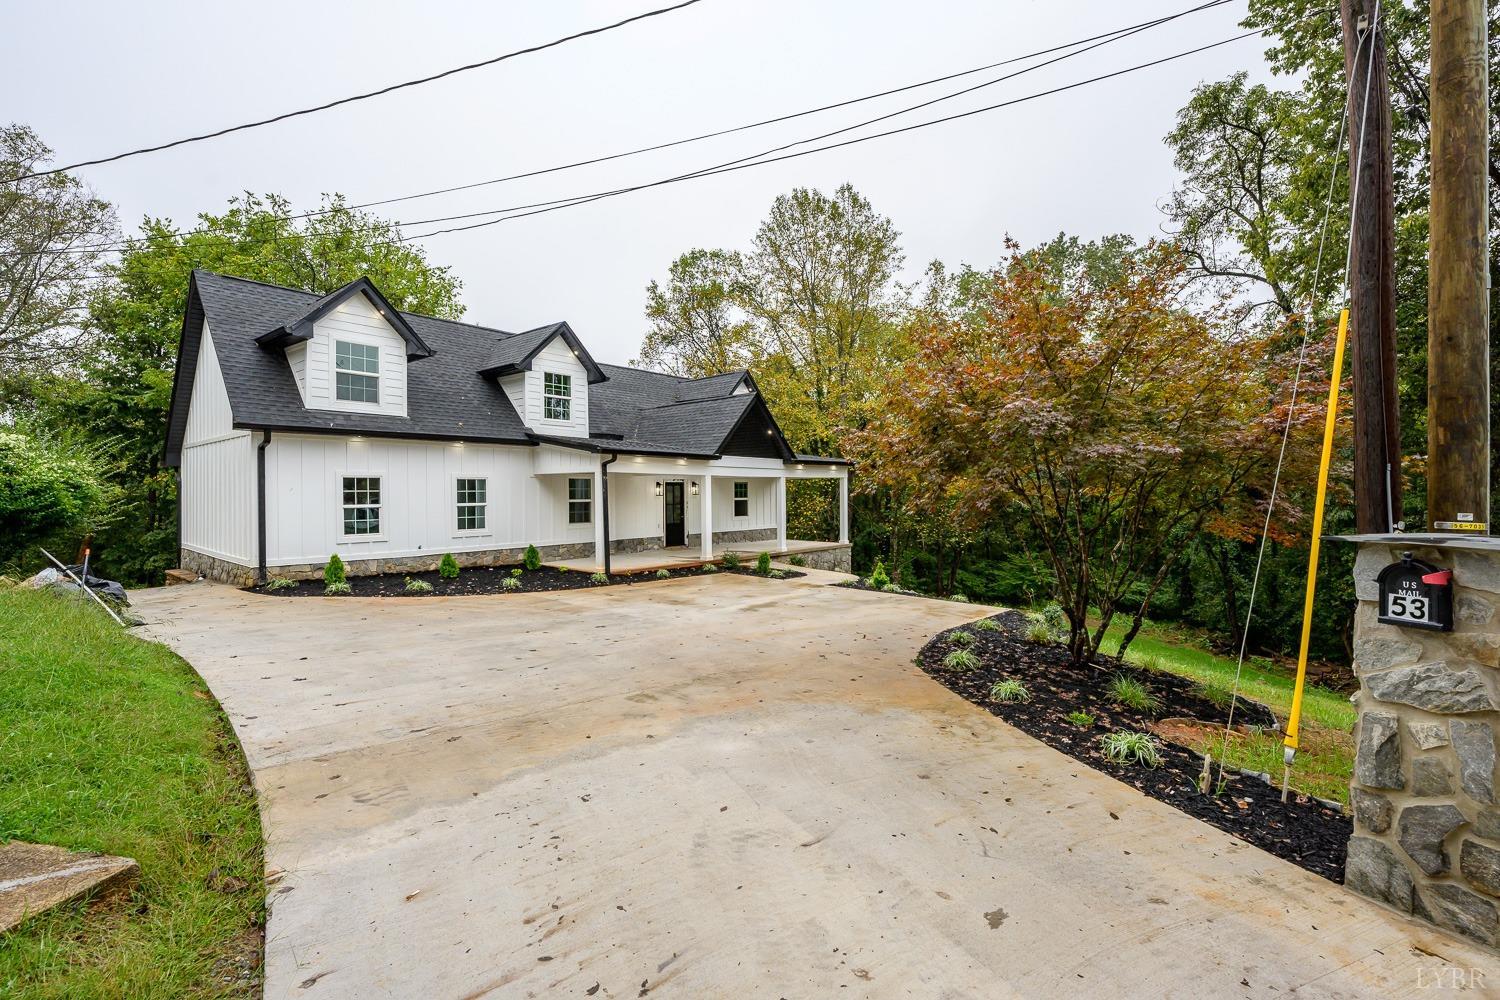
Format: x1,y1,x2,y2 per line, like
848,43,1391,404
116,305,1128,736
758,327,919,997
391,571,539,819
543,372,572,420
335,341,380,403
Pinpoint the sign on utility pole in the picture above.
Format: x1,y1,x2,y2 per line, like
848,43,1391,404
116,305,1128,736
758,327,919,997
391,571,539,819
1427,0,1490,533
1342,0,1402,534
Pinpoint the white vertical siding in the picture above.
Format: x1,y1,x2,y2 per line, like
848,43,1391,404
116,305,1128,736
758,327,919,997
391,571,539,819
499,373,526,426
304,294,409,418
522,337,589,437
181,324,255,563
286,342,308,402
264,435,599,567
710,476,775,532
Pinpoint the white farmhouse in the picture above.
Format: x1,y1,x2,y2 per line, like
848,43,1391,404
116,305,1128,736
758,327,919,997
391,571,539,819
164,272,851,585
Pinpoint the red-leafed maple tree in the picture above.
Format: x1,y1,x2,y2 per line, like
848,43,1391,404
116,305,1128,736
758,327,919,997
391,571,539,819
850,239,1333,664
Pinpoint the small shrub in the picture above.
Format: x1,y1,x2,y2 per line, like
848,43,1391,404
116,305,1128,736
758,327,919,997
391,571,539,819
403,577,433,594
557,565,569,573
971,617,1001,632
501,577,521,591
950,593,970,603
323,553,346,588
655,568,671,579
722,552,741,569
949,630,976,647
755,551,772,575
323,581,352,596
989,678,1030,703
869,559,890,590
438,553,459,579
700,563,718,573
1107,674,1161,714
589,572,609,585
788,554,807,567
1099,730,1162,767
1066,710,1096,728
1024,616,1054,644
264,577,297,592
511,567,523,578
943,648,979,671
881,583,900,593
768,569,787,579
523,544,542,571
1041,602,1067,641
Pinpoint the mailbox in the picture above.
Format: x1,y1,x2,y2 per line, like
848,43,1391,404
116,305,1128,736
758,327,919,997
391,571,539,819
1376,554,1453,632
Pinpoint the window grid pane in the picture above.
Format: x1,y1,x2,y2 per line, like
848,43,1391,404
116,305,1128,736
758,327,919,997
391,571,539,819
567,477,591,524
341,477,381,535
543,372,572,421
456,478,487,530
335,341,380,402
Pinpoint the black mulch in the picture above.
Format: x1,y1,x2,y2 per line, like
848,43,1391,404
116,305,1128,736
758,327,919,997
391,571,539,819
250,563,804,598
920,611,1350,883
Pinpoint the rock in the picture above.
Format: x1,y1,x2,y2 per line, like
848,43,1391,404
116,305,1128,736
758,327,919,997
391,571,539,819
1354,545,1396,601
1345,836,1414,913
1411,757,1455,797
1452,720,1498,805
1408,721,1451,750
1397,803,1466,876
1461,840,1500,898
1364,661,1500,714
1354,712,1404,790
1455,549,1500,596
1448,632,1500,667
1457,591,1497,626
1422,883,1499,947
1351,788,1393,834
1478,810,1500,841
1353,632,1424,674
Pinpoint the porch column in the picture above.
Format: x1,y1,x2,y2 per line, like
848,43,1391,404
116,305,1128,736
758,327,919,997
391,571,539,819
700,474,714,560
593,463,606,569
776,475,787,552
838,469,849,544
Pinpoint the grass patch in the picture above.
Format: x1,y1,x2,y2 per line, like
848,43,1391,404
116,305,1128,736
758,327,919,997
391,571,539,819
0,587,263,998
1096,618,1356,802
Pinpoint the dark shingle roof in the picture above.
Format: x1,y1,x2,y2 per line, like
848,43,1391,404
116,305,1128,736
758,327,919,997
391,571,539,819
163,272,822,467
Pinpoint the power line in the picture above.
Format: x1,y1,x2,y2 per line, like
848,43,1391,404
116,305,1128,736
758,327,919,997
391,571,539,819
20,0,1236,259
3,0,710,184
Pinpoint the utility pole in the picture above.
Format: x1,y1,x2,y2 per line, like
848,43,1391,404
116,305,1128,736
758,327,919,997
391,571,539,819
1341,0,1402,533
1428,0,1491,532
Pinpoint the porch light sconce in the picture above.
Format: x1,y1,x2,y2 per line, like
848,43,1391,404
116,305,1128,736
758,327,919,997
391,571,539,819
690,481,700,496
654,481,663,497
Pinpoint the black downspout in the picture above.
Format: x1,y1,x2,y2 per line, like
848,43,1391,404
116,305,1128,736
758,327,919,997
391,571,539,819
601,453,618,575
256,430,271,583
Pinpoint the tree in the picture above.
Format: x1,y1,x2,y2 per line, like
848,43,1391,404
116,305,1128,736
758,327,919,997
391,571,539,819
0,423,117,570
35,193,465,584
0,124,118,382
851,239,1329,664
636,249,753,377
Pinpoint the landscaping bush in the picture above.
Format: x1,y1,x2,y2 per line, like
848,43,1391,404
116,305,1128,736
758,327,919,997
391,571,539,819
949,630,975,647
439,553,459,579
1099,730,1162,767
1041,602,1067,641
511,567,523,578
1107,673,1161,713
869,559,890,590
971,617,1000,632
788,554,807,567
589,572,609,585
501,577,521,591
943,648,979,671
323,553,346,588
264,577,296,592
655,568,671,579
404,577,432,593
1066,710,1096,728
755,551,772,575
768,569,787,579
700,563,718,573
1024,616,1054,644
989,678,1030,703
323,581,352,596
722,552,741,569
523,544,542,571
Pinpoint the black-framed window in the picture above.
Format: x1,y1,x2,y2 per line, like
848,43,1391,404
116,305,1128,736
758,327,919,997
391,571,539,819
456,478,487,531
568,476,591,524
544,372,572,421
342,476,382,535
733,481,749,517
335,341,380,403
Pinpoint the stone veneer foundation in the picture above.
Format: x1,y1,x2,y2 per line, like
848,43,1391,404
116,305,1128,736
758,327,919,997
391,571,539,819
1345,535,1500,950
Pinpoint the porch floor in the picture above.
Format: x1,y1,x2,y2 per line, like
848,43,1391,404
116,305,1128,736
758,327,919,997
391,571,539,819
548,539,845,575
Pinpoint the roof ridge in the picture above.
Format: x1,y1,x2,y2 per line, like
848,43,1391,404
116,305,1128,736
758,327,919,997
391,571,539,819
638,392,756,413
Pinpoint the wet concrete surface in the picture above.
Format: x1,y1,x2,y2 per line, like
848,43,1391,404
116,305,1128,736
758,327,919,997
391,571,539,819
134,576,1497,998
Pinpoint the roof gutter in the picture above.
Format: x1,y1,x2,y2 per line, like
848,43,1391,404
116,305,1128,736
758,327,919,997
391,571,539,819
601,453,618,576
256,430,271,584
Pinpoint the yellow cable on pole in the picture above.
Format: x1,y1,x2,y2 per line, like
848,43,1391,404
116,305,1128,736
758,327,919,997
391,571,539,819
1285,307,1349,764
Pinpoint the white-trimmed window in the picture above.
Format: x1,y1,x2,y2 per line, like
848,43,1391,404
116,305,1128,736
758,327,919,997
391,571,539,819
335,340,380,403
342,476,382,536
733,481,749,518
568,476,591,524
456,478,487,532
543,372,572,421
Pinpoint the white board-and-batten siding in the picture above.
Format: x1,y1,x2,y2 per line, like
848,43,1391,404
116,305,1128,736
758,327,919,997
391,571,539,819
503,336,589,438
180,324,256,563
301,294,409,417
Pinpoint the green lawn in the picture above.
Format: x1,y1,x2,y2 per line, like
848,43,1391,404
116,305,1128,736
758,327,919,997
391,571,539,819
1094,616,1356,804
0,587,263,998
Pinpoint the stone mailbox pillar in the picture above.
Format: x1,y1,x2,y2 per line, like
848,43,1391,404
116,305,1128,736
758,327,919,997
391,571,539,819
1345,534,1500,949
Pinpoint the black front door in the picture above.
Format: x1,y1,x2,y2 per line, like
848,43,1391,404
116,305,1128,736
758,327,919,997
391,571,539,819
664,481,686,547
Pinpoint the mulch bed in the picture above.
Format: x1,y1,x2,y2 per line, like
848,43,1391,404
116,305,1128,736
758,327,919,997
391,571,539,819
920,611,1350,883
250,563,804,598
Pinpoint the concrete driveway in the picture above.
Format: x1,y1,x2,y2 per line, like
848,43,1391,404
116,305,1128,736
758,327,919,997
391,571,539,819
135,575,1495,998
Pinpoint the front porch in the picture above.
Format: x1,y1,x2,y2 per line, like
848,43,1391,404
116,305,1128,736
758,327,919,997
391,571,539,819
548,538,850,575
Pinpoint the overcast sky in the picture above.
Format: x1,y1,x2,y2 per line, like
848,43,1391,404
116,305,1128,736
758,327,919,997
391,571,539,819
7,0,1286,364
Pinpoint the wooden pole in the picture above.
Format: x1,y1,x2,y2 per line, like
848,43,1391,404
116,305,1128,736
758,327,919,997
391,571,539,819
1428,0,1491,532
1342,0,1402,533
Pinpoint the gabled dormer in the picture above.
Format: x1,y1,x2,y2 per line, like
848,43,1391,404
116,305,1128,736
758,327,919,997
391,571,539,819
479,322,606,439
256,277,432,419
